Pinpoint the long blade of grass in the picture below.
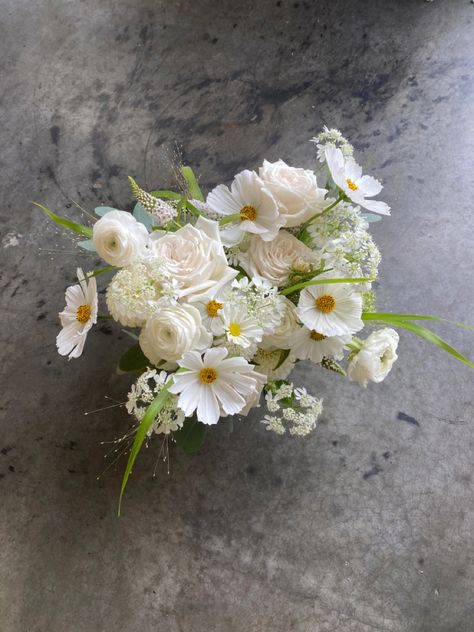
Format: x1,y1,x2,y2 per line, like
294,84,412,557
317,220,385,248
32,202,93,238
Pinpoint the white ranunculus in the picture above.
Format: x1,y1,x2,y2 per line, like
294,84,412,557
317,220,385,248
139,302,211,365
239,231,316,287
259,159,327,227
260,297,300,350
348,328,399,387
150,216,238,301
92,210,149,267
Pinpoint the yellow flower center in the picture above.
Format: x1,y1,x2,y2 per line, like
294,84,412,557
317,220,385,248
240,205,257,221
310,330,327,341
206,300,223,318
315,294,336,314
76,304,91,324
346,178,358,191
229,322,241,337
199,368,218,384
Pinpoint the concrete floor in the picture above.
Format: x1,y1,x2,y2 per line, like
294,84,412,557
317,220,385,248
1,0,474,630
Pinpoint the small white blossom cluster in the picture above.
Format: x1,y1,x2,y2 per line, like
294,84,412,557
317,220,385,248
311,126,354,163
262,384,323,436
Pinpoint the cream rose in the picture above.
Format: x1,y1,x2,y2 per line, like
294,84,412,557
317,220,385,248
239,231,316,287
151,216,237,301
348,328,399,387
139,302,211,364
260,298,300,350
259,159,327,227
92,210,149,267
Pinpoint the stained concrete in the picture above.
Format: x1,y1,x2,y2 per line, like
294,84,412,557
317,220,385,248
1,1,474,630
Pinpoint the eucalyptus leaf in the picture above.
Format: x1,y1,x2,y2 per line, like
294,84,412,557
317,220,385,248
361,213,382,223
118,344,149,373
175,417,206,453
133,202,155,230
33,202,93,238
94,206,117,217
77,239,96,252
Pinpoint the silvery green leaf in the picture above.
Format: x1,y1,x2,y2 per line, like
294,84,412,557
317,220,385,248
77,239,96,251
133,202,155,230
94,206,117,217
361,213,382,223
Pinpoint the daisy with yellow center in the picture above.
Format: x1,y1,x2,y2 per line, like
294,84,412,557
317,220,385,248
206,169,284,246
56,268,98,359
196,295,227,334
169,348,266,425
292,326,351,364
218,303,264,349
297,281,363,336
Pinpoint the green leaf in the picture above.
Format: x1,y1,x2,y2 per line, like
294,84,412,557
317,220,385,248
89,265,115,278
118,344,149,373
362,313,474,369
363,312,474,332
94,206,116,217
181,166,204,202
185,199,202,217
174,416,206,453
133,202,155,230
281,277,375,296
118,381,173,515
274,349,291,370
33,202,93,238
77,239,96,251
150,190,182,200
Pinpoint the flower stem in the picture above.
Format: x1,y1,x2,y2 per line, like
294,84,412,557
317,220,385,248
298,194,344,235
219,213,241,227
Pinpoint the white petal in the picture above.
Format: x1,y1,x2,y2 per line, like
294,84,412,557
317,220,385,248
357,175,382,197
359,198,391,215
197,386,220,424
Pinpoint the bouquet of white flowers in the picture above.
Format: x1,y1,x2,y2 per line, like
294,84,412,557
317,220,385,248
35,128,474,512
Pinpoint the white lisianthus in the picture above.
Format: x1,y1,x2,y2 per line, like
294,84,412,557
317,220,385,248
151,216,237,302
291,327,350,363
348,328,399,387
239,231,316,287
56,268,98,359
169,348,266,425
206,169,284,246
297,281,363,336
259,159,327,227
92,210,150,267
139,302,212,365
260,297,300,350
325,146,391,216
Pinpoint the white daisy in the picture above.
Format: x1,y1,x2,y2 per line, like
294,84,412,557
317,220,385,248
168,348,266,425
206,169,284,246
216,303,263,348
297,282,363,336
56,268,98,359
325,146,391,215
291,326,351,363
195,294,226,334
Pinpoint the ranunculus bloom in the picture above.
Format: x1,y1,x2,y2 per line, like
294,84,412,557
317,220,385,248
239,230,316,287
139,302,211,364
92,210,149,267
348,328,399,387
150,216,238,301
259,159,327,227
260,297,300,350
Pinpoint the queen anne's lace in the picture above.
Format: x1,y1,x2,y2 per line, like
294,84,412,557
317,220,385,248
261,384,323,436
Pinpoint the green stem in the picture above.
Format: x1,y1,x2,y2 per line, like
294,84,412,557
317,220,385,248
298,194,344,234
281,276,375,296
219,213,241,227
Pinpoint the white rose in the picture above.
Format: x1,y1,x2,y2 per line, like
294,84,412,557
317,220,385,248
139,302,211,364
92,210,149,267
259,159,327,227
260,298,300,350
151,216,237,301
239,231,316,287
348,328,399,387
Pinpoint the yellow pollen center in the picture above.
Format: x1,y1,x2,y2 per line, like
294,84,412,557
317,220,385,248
240,205,257,221
229,322,241,337
199,368,218,384
206,300,223,318
315,294,336,314
76,304,91,324
346,178,358,191
310,330,327,342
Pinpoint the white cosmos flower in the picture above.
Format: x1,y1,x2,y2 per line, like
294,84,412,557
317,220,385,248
291,327,350,363
206,169,284,246
56,268,98,359
325,146,391,216
348,328,399,387
169,348,266,425
195,294,227,334
216,303,263,348
92,210,150,267
297,281,363,336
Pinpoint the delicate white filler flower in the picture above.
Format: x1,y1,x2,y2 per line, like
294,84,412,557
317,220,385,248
92,210,150,267
259,159,327,227
311,126,354,163
169,348,266,425
325,146,390,215
139,302,211,365
56,268,98,359
239,231,316,287
291,327,350,363
297,281,363,336
206,169,284,246
348,328,399,387
217,303,263,348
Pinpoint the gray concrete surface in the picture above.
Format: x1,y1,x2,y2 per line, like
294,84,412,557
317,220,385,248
1,1,474,630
